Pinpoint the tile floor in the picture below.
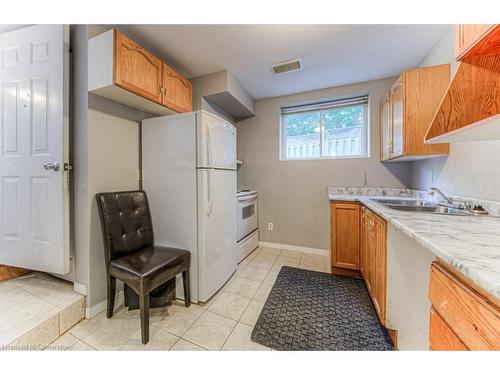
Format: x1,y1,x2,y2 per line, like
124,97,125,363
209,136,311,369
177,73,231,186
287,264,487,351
0,272,85,347
60,247,331,351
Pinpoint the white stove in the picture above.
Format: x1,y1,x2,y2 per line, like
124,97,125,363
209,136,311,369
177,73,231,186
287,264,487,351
236,189,259,262
237,189,258,198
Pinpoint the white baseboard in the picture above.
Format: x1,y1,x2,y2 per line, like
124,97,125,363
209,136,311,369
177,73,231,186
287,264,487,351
259,241,330,256
85,291,124,319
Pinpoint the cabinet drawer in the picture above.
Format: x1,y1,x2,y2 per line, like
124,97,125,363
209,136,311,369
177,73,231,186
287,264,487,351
429,262,500,350
429,308,468,351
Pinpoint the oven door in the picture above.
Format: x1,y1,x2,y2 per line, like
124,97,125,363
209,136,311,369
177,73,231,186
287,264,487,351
237,194,258,242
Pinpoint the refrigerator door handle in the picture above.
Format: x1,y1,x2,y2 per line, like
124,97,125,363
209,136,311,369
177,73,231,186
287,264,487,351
207,169,215,216
206,123,213,167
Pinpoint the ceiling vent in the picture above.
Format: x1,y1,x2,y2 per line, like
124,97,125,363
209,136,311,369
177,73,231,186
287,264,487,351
271,58,302,74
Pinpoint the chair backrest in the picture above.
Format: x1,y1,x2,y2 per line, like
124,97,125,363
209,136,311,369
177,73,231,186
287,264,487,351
95,190,154,266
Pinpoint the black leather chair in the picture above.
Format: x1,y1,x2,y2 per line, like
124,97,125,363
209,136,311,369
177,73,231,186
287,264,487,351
95,190,191,344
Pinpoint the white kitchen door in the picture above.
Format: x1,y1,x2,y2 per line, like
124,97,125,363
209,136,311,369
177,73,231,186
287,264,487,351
0,25,70,274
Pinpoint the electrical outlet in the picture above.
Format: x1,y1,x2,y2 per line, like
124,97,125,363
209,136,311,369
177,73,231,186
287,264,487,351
268,222,274,231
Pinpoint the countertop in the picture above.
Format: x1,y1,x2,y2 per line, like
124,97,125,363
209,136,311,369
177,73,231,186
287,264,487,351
329,188,500,300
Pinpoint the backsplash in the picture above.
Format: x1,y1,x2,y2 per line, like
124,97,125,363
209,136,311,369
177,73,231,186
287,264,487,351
328,187,413,197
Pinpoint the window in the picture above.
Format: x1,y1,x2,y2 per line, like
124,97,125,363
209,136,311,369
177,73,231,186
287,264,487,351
280,95,369,160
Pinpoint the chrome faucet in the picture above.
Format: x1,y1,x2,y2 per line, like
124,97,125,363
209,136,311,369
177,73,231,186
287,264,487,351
428,187,453,206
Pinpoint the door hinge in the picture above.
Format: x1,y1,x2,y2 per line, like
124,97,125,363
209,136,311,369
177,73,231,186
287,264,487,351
64,163,74,171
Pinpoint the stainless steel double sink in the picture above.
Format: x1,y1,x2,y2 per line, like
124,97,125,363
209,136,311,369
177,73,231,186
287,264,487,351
370,198,472,216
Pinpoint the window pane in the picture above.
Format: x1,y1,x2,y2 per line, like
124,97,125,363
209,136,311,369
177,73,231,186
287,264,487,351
283,111,320,159
321,105,365,157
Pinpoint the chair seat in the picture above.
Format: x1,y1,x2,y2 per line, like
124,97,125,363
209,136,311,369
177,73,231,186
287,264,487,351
109,246,190,295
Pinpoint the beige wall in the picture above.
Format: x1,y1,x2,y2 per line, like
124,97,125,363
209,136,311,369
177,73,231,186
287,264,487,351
410,27,500,201
236,78,411,250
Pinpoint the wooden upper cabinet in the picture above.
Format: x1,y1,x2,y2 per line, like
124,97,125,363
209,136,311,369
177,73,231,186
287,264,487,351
425,25,500,144
455,24,500,60
330,202,360,271
88,29,192,115
380,95,391,161
162,63,193,113
390,78,404,158
380,64,450,161
114,30,163,104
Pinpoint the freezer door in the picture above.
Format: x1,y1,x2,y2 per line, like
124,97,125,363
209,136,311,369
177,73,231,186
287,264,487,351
197,168,237,302
197,111,237,170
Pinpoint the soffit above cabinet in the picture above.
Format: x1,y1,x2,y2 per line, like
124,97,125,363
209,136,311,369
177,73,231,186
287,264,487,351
191,70,255,121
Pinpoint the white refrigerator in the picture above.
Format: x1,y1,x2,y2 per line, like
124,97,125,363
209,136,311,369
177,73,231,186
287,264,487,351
142,110,237,302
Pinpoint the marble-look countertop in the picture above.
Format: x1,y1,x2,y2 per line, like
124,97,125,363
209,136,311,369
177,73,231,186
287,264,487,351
328,187,500,300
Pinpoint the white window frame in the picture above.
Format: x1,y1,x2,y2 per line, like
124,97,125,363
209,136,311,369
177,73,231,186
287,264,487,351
279,95,370,161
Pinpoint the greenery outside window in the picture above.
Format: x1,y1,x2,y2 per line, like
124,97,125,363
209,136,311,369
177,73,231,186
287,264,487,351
280,95,369,160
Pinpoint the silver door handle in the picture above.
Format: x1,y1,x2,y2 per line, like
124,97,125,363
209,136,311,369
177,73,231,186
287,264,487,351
43,162,60,171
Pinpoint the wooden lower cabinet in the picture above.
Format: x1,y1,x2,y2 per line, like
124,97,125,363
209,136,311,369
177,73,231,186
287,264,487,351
429,308,468,351
360,206,367,278
428,261,500,350
330,202,360,271
331,202,387,325
364,209,387,324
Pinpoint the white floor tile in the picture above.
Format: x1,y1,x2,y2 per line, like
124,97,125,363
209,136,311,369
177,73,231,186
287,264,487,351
240,300,265,327
69,312,107,340
80,312,140,350
0,294,55,333
208,292,251,321
120,326,178,351
10,272,79,306
253,282,275,303
270,262,299,272
123,306,169,325
170,338,205,351
48,333,96,351
263,270,279,284
152,302,203,337
237,265,269,282
224,277,261,299
248,257,274,270
222,322,271,351
182,311,236,350
258,248,282,257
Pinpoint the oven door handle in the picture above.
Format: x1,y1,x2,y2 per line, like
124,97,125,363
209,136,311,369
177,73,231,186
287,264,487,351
237,194,258,202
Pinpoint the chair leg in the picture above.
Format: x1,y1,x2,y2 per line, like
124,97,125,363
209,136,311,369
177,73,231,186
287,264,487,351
182,270,191,307
106,275,116,318
139,293,150,344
